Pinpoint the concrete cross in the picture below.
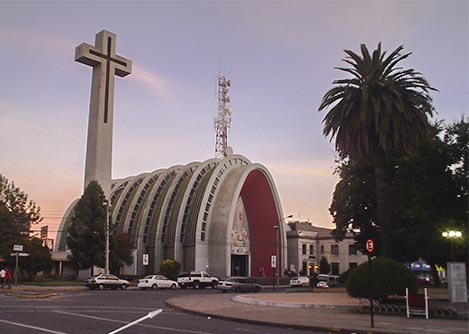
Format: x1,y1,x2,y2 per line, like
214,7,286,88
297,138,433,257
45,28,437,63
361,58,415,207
75,30,132,198
75,30,132,123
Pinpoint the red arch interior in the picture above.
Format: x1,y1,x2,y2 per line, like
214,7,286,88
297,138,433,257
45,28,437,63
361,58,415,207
240,170,280,277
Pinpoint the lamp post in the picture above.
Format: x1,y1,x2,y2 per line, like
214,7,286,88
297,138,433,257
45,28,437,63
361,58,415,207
442,230,462,261
103,200,111,275
273,214,293,291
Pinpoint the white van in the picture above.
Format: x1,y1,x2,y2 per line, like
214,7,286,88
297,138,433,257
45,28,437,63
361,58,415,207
316,274,339,288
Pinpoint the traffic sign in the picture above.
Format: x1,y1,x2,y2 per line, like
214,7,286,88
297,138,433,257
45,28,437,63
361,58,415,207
11,252,29,257
366,239,374,253
142,254,149,266
13,244,23,252
271,255,277,268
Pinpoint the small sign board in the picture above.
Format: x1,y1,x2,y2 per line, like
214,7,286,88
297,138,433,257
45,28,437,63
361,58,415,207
365,239,374,253
271,255,277,268
448,262,468,303
13,244,23,252
11,252,29,257
40,225,48,239
142,254,149,266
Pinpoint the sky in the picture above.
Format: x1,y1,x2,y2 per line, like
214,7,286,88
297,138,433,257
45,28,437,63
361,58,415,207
1,0,468,240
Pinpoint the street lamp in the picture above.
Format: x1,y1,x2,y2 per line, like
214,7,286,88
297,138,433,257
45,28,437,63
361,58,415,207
442,230,462,262
103,200,112,275
273,214,293,291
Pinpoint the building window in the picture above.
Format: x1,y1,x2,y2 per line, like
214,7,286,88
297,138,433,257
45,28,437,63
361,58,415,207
302,244,307,255
331,244,339,256
349,244,357,255
331,262,339,275
309,244,314,255
320,245,324,254
349,262,357,270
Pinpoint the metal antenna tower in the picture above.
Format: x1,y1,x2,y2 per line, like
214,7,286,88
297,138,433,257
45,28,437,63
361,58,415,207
214,75,232,158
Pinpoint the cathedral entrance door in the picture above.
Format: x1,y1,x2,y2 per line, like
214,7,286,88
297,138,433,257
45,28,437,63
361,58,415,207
231,255,248,276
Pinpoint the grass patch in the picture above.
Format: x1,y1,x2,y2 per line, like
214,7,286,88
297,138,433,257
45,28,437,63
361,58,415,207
19,280,84,287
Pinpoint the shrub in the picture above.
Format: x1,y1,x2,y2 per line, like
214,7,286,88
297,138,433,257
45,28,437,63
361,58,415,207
319,256,331,274
159,259,181,281
346,257,417,301
338,268,351,284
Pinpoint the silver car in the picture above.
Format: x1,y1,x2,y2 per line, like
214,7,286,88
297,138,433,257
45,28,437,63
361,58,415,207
85,274,130,290
218,277,262,293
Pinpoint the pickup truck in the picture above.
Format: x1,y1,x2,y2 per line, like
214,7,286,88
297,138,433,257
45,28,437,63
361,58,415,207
177,271,219,289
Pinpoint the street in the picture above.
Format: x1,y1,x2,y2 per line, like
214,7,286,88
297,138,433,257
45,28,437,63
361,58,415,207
0,287,322,334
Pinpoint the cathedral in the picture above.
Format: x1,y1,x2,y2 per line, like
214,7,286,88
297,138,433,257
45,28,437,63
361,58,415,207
53,30,287,279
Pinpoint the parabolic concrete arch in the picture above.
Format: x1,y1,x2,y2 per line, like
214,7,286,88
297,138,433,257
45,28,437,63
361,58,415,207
55,153,286,278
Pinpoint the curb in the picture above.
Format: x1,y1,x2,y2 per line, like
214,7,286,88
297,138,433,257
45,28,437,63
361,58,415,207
6,292,60,299
166,297,399,334
233,295,358,310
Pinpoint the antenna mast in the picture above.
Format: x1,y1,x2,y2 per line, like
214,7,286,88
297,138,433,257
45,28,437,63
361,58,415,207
214,75,232,158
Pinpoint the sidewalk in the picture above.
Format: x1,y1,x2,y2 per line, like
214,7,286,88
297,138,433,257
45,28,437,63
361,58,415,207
167,291,469,334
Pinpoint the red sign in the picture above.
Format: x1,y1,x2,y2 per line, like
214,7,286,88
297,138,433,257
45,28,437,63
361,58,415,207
365,239,374,253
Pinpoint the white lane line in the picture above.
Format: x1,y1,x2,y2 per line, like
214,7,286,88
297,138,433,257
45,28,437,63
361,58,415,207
0,319,69,334
54,310,218,334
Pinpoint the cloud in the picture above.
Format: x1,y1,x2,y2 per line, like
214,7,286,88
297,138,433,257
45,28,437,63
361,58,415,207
0,29,75,58
267,160,337,180
130,64,172,98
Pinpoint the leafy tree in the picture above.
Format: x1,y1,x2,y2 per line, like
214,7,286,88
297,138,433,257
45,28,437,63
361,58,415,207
0,174,42,256
110,234,134,275
0,175,51,280
319,43,436,258
159,259,181,281
67,181,135,274
329,160,380,254
329,120,468,281
319,256,330,274
347,257,417,301
67,181,106,272
18,238,53,280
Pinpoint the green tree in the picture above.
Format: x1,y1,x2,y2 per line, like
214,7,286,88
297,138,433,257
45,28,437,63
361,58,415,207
0,175,51,280
18,238,53,280
329,160,380,254
67,181,106,272
159,259,181,281
110,234,134,275
329,120,468,280
319,43,436,258
0,174,42,256
347,257,417,301
319,256,330,274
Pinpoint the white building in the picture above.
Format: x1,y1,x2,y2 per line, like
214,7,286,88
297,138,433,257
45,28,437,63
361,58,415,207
287,221,368,276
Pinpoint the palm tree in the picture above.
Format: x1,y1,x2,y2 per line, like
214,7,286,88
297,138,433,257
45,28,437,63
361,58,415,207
319,43,436,258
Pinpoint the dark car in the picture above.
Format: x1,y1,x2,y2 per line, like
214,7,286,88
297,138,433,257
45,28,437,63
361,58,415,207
85,274,130,290
218,277,262,293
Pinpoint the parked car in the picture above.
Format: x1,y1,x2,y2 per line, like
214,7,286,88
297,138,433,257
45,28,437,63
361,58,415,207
289,275,310,287
316,274,339,288
177,271,219,289
218,277,262,293
137,275,178,290
85,274,130,290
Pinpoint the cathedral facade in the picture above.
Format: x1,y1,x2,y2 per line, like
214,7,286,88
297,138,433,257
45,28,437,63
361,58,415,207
55,154,287,278
53,31,287,279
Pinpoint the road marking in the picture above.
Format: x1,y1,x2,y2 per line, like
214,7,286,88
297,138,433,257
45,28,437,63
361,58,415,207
0,319,69,334
55,311,219,334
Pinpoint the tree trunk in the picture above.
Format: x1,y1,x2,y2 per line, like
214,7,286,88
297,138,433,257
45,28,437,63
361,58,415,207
373,150,393,258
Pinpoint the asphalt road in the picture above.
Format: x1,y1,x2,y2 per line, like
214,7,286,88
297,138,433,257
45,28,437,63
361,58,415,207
0,287,323,334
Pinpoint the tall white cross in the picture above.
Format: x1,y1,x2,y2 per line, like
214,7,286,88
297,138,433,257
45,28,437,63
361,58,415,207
75,30,132,198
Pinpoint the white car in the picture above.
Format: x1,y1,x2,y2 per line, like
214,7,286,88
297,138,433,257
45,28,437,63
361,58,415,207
289,276,310,287
137,275,178,290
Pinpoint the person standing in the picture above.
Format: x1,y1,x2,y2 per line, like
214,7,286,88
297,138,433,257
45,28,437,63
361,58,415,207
0,268,5,287
2,268,11,289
